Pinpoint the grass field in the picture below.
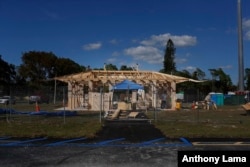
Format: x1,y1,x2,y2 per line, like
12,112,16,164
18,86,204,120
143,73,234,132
153,106,250,138
0,103,102,138
0,103,250,139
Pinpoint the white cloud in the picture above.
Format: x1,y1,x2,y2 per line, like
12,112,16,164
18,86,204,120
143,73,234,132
107,58,116,63
177,66,197,73
172,35,197,47
243,19,250,40
140,33,197,47
175,58,187,64
83,42,102,50
185,66,196,71
124,46,163,64
179,66,197,72
243,19,250,28
123,33,197,65
246,31,250,40
219,65,233,69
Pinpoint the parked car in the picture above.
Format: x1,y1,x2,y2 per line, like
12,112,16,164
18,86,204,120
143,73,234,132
29,96,41,104
29,95,49,104
0,96,16,105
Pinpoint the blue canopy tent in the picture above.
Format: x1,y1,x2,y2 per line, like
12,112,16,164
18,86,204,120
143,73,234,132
111,79,144,90
111,80,144,108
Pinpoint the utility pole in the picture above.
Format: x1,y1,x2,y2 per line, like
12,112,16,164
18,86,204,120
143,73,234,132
238,0,244,91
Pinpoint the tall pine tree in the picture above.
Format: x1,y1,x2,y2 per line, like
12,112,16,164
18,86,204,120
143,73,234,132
163,39,176,74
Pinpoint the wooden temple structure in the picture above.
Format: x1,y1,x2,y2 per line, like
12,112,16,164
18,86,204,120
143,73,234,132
55,70,201,111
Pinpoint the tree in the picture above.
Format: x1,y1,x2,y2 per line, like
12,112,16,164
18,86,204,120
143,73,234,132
54,58,85,77
18,51,57,88
0,55,16,94
176,68,208,100
193,68,206,80
245,68,250,90
175,70,192,78
105,63,118,70
209,68,219,92
175,69,192,92
120,65,133,71
162,39,176,74
18,51,84,89
209,68,233,93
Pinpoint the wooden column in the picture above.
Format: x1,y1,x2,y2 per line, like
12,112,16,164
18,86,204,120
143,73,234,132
152,81,157,108
67,82,73,110
171,81,176,110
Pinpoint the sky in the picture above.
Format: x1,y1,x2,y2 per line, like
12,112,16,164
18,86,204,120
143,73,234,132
1,0,250,84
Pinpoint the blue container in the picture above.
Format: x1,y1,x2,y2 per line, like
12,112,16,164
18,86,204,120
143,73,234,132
210,93,217,104
216,93,224,106
210,93,224,106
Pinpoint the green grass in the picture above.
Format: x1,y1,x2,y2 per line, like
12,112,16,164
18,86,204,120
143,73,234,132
0,115,102,138
0,103,102,138
1,103,250,139
150,106,250,138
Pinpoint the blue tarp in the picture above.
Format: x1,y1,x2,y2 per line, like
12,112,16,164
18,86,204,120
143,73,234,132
0,108,77,116
0,108,17,114
29,110,77,116
112,79,144,90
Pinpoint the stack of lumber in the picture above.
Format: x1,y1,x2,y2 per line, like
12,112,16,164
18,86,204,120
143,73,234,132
242,103,250,115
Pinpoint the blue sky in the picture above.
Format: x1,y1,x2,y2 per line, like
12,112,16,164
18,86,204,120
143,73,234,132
1,0,250,84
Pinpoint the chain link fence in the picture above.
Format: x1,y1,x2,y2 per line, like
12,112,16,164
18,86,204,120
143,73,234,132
0,85,67,104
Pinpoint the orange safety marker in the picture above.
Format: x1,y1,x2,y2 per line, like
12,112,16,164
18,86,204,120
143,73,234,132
35,101,40,112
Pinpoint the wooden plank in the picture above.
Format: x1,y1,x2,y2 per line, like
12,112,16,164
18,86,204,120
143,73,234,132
128,112,139,118
242,103,250,111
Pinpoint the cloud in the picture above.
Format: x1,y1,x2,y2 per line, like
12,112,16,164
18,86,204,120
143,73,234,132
123,33,197,65
243,19,250,28
124,33,197,65
107,58,117,63
172,35,197,47
111,51,120,57
140,33,197,47
243,18,250,40
175,58,187,64
246,31,250,40
177,66,197,73
219,65,233,69
83,42,102,50
178,66,195,71
185,66,196,71
124,46,163,64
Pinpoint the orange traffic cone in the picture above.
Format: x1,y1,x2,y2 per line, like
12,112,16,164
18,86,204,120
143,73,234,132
35,101,40,112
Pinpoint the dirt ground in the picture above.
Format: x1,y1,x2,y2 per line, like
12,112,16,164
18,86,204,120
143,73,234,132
94,120,165,142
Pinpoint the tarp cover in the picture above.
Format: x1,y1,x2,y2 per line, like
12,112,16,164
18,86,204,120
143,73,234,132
112,79,144,90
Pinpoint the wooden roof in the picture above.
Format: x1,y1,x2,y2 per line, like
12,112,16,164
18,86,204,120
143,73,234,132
55,70,202,85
